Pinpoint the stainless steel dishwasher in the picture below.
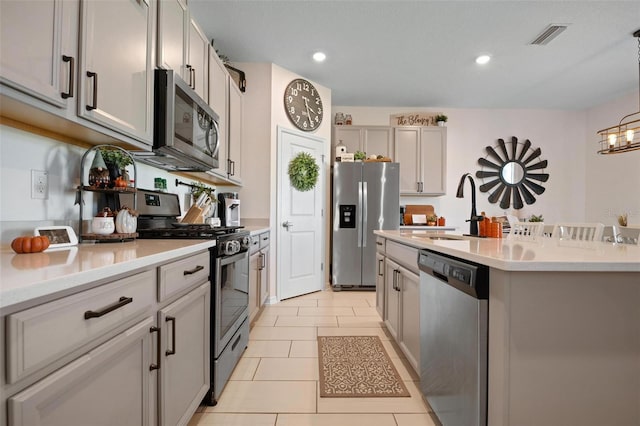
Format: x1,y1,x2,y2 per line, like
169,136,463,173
418,249,489,426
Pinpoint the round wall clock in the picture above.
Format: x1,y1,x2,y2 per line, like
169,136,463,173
284,78,323,131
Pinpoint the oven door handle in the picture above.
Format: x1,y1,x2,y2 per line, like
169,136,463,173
218,251,248,267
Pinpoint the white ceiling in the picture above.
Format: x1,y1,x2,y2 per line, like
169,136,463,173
188,1,640,110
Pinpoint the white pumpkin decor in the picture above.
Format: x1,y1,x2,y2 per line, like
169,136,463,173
115,207,138,234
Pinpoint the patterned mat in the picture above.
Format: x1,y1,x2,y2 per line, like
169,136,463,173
317,335,410,397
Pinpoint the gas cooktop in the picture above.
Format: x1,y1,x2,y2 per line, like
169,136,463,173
136,225,245,240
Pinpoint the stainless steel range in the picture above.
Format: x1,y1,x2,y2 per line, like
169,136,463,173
115,189,250,405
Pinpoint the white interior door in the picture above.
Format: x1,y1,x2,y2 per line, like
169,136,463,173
277,127,326,300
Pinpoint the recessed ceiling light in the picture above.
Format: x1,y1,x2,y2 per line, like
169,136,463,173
475,55,491,65
313,52,326,62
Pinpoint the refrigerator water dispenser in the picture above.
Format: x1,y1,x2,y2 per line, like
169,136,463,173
339,205,356,228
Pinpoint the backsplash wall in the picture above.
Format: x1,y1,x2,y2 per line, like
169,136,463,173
0,124,209,243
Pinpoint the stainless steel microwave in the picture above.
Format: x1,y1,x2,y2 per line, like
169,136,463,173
134,69,220,171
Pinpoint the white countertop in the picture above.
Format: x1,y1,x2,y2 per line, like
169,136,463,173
244,226,270,235
400,225,457,231
375,230,640,272
0,239,215,314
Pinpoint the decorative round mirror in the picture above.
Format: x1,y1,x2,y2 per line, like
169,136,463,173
475,137,549,209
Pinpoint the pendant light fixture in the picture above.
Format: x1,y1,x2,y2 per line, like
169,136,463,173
596,29,640,154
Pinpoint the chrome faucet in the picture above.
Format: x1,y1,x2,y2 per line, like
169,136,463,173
456,173,484,236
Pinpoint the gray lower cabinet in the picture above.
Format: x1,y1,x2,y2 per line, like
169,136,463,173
159,283,210,426
249,231,271,325
258,232,270,307
249,235,261,324
399,266,420,372
3,250,211,426
8,316,155,426
385,258,401,341
383,240,421,373
375,251,386,318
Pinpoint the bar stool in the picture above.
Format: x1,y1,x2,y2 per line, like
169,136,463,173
551,223,604,242
508,222,545,239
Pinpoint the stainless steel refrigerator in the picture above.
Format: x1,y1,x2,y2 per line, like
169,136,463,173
331,162,400,289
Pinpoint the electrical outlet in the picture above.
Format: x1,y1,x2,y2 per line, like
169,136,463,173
31,170,48,199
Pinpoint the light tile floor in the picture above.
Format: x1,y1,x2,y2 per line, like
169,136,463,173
189,288,437,426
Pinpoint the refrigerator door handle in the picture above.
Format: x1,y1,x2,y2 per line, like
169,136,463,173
362,181,368,247
357,181,363,248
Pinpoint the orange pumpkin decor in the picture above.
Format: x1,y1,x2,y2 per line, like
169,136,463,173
11,236,51,254
114,176,128,188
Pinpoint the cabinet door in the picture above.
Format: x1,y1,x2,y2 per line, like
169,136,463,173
227,79,243,184
0,0,76,108
208,50,229,179
188,19,209,101
376,252,386,318
399,266,420,372
394,127,422,194
364,127,394,160
157,0,188,77
259,248,270,306
249,251,260,323
8,317,155,426
420,127,447,195
159,283,210,426
78,0,153,144
384,258,401,341
333,126,362,157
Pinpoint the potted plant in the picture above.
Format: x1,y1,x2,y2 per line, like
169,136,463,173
354,150,366,161
435,114,448,127
99,147,133,183
190,182,215,202
529,214,544,222
427,214,438,226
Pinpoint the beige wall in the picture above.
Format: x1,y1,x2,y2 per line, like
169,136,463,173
332,106,590,230
585,90,640,225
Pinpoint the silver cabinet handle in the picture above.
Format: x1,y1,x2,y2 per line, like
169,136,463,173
282,221,293,230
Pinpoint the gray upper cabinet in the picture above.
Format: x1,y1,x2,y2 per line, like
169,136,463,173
207,49,229,181
0,0,154,148
157,0,189,76
0,0,77,109
188,19,209,101
227,79,243,185
333,126,394,161
157,1,208,101
78,0,154,144
394,126,447,195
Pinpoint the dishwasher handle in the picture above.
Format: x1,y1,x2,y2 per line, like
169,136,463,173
432,270,449,283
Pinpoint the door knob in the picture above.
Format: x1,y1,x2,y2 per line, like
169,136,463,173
282,221,293,230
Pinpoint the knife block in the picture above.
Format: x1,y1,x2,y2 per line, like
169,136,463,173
181,205,203,224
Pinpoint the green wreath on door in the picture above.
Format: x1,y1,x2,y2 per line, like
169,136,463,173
288,152,319,192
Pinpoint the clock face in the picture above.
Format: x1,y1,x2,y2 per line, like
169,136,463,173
284,79,323,131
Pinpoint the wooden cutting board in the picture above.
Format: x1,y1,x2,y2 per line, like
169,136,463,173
404,205,435,225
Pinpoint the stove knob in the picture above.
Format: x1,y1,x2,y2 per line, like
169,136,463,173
240,236,251,249
221,241,237,256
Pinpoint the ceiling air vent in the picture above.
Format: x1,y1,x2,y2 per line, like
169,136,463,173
530,24,569,45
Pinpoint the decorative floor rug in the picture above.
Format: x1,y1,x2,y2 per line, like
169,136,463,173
317,335,410,397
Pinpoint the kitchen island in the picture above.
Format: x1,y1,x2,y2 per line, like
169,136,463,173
375,230,640,426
